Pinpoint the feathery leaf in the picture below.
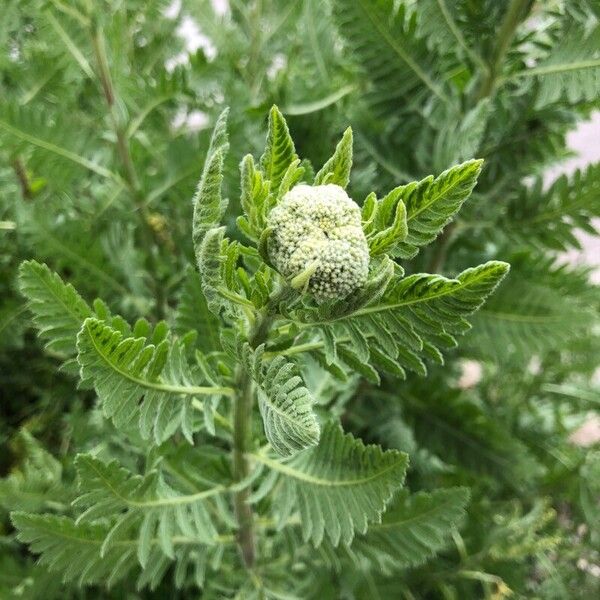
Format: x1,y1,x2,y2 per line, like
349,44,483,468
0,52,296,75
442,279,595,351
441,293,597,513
192,108,229,265
260,105,298,194
252,422,408,546
314,127,353,188
348,487,469,573
243,344,320,457
19,260,92,368
76,318,231,443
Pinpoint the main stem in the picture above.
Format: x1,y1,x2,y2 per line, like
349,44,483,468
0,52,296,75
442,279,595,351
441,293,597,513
232,365,256,567
232,309,274,568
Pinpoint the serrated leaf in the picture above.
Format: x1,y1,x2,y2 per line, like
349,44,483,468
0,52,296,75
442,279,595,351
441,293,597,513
243,345,320,457
348,487,469,573
509,24,600,108
314,127,353,188
11,512,138,587
252,422,408,546
76,318,230,443
239,153,271,238
395,159,483,258
293,261,509,377
197,227,230,317
10,511,225,589
18,260,92,369
503,163,600,252
173,266,221,352
365,188,408,257
0,430,65,513
333,0,448,115
260,105,298,193
73,455,222,564
192,108,229,265
468,258,595,362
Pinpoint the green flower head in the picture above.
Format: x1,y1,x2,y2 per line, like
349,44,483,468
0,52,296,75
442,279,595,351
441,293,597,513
268,183,369,302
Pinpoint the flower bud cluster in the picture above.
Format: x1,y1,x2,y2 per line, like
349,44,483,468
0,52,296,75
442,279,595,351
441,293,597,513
268,184,369,302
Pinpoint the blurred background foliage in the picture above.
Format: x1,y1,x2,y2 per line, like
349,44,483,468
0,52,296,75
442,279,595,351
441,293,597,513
0,0,599,597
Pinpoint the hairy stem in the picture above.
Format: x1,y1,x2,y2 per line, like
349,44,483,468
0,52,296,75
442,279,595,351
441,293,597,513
232,365,256,567
90,24,166,319
232,286,289,567
232,311,273,568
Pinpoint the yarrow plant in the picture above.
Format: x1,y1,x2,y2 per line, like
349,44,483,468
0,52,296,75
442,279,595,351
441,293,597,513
9,103,509,596
2,1,600,598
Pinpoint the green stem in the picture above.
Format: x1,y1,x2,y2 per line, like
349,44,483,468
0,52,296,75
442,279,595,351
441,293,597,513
11,157,32,200
232,315,273,568
231,286,290,567
232,364,256,567
90,24,166,320
427,222,457,273
475,0,531,101
430,0,531,274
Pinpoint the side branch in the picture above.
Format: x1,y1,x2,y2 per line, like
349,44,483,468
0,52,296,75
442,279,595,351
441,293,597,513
90,24,166,319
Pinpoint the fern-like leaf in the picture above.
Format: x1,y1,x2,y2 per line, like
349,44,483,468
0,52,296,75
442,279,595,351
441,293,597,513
468,258,596,361
292,260,509,378
395,159,483,258
333,0,448,114
76,318,231,443
314,127,353,188
415,0,486,71
503,164,600,251
242,344,320,457
11,512,138,588
173,266,222,352
0,430,65,512
260,105,298,194
11,511,226,589
349,487,469,573
251,422,408,546
192,108,229,264
509,24,600,108
19,259,92,372
73,455,222,566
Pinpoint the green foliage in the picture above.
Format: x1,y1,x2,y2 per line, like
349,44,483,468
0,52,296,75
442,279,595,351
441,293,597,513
243,344,320,457
395,159,483,258
314,126,353,188
512,24,600,108
11,512,140,588
260,105,299,194
252,422,408,546
2,0,599,598
0,431,66,513
290,260,509,381
77,318,229,443
18,260,92,371
349,487,469,572
192,108,230,260
503,163,600,251
469,256,597,362
333,0,446,113
173,266,222,353
73,454,220,562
